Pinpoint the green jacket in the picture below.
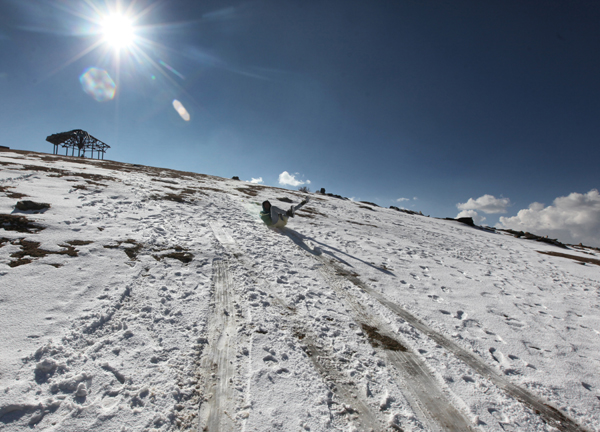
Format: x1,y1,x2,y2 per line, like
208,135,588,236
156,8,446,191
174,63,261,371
260,210,273,226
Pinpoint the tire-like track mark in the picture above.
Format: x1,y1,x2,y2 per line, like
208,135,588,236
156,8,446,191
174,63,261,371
315,246,477,432
345,267,590,432
301,334,382,431
210,221,292,313
198,259,238,431
209,221,383,432
303,237,590,432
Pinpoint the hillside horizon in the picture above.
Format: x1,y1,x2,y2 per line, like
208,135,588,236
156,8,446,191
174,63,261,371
3,148,598,252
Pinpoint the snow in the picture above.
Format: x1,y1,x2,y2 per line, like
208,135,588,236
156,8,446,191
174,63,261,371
0,149,599,431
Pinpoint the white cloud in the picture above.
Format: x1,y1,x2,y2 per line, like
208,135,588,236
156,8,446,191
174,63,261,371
249,177,263,184
457,194,510,214
497,189,600,247
396,198,410,202
278,171,308,187
456,209,486,225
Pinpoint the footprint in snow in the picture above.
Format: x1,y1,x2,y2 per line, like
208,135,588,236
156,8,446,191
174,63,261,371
484,330,505,343
455,310,466,320
487,407,510,423
428,295,442,302
489,347,520,375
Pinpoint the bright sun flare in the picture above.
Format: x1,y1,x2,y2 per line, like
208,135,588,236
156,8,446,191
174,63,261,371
101,14,134,49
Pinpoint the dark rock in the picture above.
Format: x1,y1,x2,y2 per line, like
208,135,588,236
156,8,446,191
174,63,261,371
390,206,421,216
231,176,240,181
456,217,475,226
15,201,51,212
498,229,567,248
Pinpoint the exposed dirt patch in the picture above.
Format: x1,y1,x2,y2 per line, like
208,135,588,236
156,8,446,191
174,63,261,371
570,244,600,253
69,172,117,183
18,164,117,183
358,205,375,211
104,239,143,260
361,324,408,352
151,178,179,185
0,186,28,199
0,214,45,233
8,239,79,267
20,164,66,176
153,252,194,263
5,149,225,185
85,180,107,187
65,240,94,246
152,245,194,263
345,219,377,228
122,241,142,260
236,185,267,197
150,188,199,203
198,187,225,194
538,251,600,267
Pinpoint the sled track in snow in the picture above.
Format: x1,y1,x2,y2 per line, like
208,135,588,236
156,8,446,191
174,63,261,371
283,229,590,432
198,259,238,431
338,264,590,432
212,220,476,431
314,241,477,432
209,222,385,431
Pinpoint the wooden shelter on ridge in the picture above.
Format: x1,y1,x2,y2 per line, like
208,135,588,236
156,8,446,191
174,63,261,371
46,129,110,159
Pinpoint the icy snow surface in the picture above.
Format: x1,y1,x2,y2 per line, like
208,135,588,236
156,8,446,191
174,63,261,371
0,149,599,431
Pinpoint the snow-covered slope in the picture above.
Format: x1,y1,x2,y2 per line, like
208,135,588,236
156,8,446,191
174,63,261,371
1,149,598,432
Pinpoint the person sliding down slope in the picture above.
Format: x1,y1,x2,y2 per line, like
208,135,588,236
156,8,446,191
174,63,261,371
260,198,309,228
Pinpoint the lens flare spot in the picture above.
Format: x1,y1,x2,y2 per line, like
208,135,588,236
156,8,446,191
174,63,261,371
172,100,190,121
79,67,116,102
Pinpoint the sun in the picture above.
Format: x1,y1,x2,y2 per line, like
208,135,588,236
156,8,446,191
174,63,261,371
101,14,135,49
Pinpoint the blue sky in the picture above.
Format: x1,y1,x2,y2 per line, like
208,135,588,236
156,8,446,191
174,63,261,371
1,0,599,245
